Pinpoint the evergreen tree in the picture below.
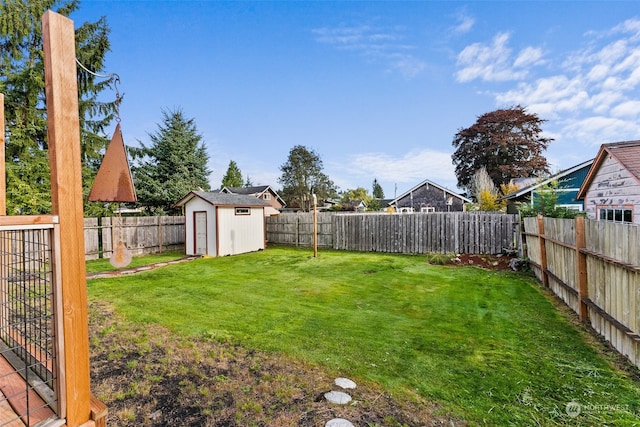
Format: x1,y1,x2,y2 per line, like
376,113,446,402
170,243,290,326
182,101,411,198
221,160,243,188
0,0,116,214
278,145,337,211
372,178,384,199
131,109,211,215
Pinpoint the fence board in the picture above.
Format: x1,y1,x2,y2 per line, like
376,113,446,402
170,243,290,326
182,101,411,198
91,216,184,259
84,218,99,260
267,212,519,255
523,216,640,369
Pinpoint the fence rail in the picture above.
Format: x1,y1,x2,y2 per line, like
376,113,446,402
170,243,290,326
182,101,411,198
266,212,520,255
266,213,334,248
523,216,640,369
84,216,185,260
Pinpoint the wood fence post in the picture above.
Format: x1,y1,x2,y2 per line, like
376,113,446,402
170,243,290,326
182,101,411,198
575,216,589,320
0,93,5,216
158,216,163,253
537,215,549,287
42,10,92,426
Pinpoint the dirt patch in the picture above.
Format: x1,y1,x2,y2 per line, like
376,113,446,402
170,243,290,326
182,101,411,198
89,301,462,426
451,253,516,271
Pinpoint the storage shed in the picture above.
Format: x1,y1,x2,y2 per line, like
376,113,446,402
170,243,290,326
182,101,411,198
577,140,640,224
174,191,270,256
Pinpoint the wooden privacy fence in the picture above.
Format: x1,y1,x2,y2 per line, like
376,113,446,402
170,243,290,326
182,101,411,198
266,213,334,248
266,212,520,254
523,216,640,369
84,216,185,260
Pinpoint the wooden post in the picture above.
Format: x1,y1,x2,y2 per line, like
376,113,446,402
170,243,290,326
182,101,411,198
313,194,318,257
42,11,92,427
575,216,589,320
158,217,163,253
537,215,549,287
0,93,6,357
0,93,5,216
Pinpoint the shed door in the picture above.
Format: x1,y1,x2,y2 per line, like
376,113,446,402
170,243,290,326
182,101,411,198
194,211,208,255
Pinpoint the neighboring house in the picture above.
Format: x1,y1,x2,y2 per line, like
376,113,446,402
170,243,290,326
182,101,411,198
221,185,285,215
174,191,270,256
501,159,594,214
577,140,640,224
341,199,367,212
389,179,471,213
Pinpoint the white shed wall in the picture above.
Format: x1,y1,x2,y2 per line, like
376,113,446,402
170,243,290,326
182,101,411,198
184,198,217,256
217,206,265,256
583,155,640,224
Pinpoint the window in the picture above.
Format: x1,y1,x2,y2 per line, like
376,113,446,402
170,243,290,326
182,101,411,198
598,207,632,223
420,206,435,213
235,207,250,215
263,193,271,200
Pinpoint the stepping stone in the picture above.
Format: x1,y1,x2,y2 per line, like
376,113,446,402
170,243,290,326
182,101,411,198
324,391,352,405
334,377,356,389
325,418,354,427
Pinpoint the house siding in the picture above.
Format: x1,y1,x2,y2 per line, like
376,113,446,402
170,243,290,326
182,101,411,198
184,198,217,256
583,155,640,224
262,189,284,210
395,185,465,212
217,206,265,256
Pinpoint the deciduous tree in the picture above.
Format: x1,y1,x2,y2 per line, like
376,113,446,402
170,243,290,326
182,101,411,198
451,105,552,192
131,109,211,215
278,145,337,211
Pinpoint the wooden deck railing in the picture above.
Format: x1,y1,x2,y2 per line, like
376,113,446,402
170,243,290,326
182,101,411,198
0,218,62,426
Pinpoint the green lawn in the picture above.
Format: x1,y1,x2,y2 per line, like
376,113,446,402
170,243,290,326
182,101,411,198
87,246,640,426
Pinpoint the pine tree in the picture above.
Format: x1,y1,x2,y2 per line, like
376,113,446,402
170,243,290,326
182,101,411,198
372,178,384,199
131,109,211,215
221,160,243,188
0,0,116,214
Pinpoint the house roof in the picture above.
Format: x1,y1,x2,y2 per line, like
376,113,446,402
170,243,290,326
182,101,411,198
222,185,269,195
501,158,594,201
173,191,271,208
221,185,286,207
389,178,471,205
577,140,640,199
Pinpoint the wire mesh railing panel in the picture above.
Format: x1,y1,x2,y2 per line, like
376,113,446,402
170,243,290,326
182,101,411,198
0,228,58,426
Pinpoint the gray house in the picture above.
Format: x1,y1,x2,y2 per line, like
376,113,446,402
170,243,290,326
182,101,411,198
389,179,471,213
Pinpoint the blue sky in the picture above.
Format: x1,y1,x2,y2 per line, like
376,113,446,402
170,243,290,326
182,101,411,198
71,1,640,198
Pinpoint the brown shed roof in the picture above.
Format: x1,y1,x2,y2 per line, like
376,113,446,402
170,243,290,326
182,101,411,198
576,140,640,199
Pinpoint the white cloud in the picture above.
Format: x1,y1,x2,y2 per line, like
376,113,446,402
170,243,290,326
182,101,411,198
455,32,534,82
475,17,640,155
451,11,474,34
312,24,426,78
562,116,640,145
610,100,640,118
386,53,426,78
496,75,587,115
333,149,458,192
513,46,545,68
